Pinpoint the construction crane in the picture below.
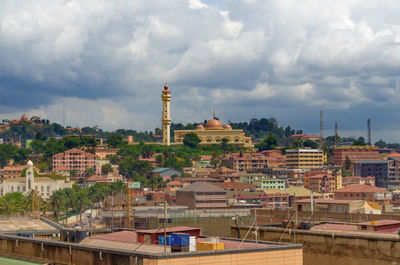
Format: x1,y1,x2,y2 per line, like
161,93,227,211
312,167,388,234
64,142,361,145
367,119,371,145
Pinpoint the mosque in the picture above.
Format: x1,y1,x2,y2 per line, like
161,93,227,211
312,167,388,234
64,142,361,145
161,84,252,148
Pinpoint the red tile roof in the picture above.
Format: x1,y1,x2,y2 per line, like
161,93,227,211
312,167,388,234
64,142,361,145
166,180,183,186
357,220,400,226
92,231,137,243
336,184,388,193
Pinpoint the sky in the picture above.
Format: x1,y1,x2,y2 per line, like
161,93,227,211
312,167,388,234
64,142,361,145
1,0,400,142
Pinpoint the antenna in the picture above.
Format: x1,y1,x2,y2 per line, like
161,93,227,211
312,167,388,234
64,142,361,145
62,87,65,127
213,108,216,119
367,119,371,145
320,110,324,147
335,122,338,146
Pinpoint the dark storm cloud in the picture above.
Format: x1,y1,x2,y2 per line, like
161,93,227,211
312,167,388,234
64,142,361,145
1,0,400,141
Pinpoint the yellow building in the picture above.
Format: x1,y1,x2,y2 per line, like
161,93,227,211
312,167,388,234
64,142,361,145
286,148,327,169
174,119,252,148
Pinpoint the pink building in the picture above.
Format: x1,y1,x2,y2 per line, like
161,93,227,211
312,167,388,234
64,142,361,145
53,148,97,177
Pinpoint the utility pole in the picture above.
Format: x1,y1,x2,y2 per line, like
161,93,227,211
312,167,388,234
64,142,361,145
164,201,167,253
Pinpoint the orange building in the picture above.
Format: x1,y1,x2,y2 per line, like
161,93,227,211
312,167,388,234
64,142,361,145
209,166,241,183
333,145,380,166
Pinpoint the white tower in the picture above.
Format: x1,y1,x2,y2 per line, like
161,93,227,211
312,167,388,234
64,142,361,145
26,160,34,193
161,82,171,146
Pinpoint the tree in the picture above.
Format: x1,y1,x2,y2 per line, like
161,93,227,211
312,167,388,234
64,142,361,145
256,133,278,151
344,156,352,171
303,140,319,149
101,164,113,176
0,192,27,215
83,167,95,178
108,133,123,147
119,156,154,180
375,139,386,148
106,154,119,165
183,133,201,148
74,190,90,223
110,180,126,195
220,138,230,152
61,188,73,224
50,190,65,223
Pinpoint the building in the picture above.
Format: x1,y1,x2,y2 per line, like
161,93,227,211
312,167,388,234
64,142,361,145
284,186,323,207
294,199,365,213
285,149,326,169
221,151,286,173
161,83,171,146
303,169,342,190
165,180,183,193
240,173,286,189
353,159,400,189
288,134,322,143
1,165,39,179
174,119,252,148
209,166,241,183
262,188,289,209
342,176,375,186
334,184,392,204
357,220,400,233
52,148,97,177
0,161,72,199
94,147,119,159
308,174,337,193
150,168,182,181
176,182,229,209
217,183,257,192
333,145,380,166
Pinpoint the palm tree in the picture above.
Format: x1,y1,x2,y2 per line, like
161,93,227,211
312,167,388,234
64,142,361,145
50,190,65,223
74,190,90,223
62,188,73,225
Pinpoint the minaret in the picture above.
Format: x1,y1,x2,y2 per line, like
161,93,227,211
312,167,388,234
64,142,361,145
25,160,34,193
161,82,171,146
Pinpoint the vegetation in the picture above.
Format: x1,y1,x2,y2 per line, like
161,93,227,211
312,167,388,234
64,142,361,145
255,132,278,151
183,133,201,148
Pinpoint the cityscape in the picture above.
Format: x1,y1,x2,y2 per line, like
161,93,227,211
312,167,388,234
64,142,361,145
1,1,400,265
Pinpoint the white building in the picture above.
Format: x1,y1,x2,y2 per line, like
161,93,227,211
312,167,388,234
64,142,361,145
0,160,73,200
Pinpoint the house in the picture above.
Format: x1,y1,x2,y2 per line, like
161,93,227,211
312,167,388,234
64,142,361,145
209,166,241,183
165,180,183,193
284,186,323,207
52,148,97,177
150,168,182,181
294,199,365,213
342,176,375,186
176,182,228,209
334,184,392,204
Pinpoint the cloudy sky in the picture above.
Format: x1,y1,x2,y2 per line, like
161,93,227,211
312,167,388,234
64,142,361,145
1,0,400,142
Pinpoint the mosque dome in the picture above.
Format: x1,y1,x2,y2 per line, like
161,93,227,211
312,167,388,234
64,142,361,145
196,124,205,130
223,124,232,130
205,119,224,130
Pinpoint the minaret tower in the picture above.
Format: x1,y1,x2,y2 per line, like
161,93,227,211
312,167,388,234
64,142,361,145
161,82,171,146
25,160,34,193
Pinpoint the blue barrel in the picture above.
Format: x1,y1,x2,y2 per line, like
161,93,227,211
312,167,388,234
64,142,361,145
158,236,165,245
171,233,190,246
166,236,171,246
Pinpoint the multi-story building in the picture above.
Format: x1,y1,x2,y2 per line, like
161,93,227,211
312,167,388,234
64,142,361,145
1,165,39,179
209,166,241,183
334,184,392,204
221,151,286,173
353,159,400,189
304,169,342,190
285,149,326,169
294,199,365,213
52,148,97,177
176,182,228,209
0,161,72,199
333,145,380,166
342,176,375,186
308,175,337,193
240,173,286,189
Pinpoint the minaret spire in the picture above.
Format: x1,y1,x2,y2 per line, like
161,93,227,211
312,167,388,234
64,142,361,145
161,82,171,146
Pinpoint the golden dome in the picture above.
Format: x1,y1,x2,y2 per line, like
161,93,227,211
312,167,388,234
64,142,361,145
196,124,205,130
223,124,232,130
205,119,224,130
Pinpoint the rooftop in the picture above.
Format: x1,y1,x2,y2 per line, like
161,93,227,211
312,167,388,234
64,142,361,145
178,182,226,193
336,184,388,193
295,198,364,204
356,160,390,164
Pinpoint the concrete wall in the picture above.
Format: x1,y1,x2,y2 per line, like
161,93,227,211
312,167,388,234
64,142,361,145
252,208,400,224
232,225,400,265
